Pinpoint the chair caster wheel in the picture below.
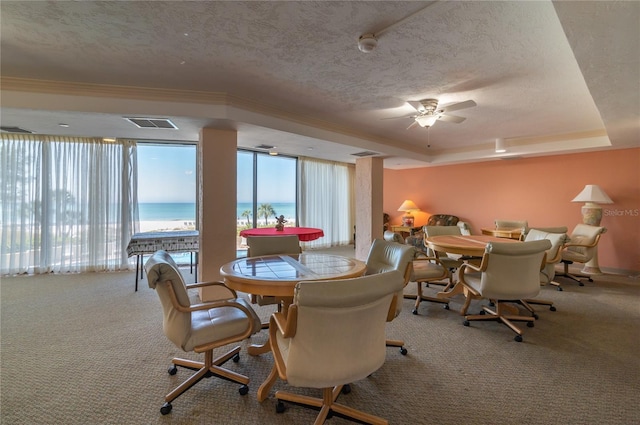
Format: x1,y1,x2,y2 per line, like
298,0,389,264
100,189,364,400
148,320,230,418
399,347,408,355
527,321,534,328
514,335,523,342
168,365,177,375
233,353,240,363
463,320,470,327
557,287,563,291
276,400,286,413
533,313,539,320
550,306,556,312
412,309,418,315
443,304,449,310
160,402,172,415
239,385,249,396
579,282,584,286
479,310,486,315
342,384,351,394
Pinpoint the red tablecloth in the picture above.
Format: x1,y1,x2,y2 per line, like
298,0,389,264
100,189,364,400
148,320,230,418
239,227,324,242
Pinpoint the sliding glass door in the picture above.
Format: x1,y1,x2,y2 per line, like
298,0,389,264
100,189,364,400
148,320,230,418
237,150,297,253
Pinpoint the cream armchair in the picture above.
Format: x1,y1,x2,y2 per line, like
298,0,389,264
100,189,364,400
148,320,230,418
267,270,404,424
144,250,262,415
365,239,415,355
459,240,551,342
559,224,606,286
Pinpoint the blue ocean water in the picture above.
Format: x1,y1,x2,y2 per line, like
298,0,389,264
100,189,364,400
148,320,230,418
139,202,296,221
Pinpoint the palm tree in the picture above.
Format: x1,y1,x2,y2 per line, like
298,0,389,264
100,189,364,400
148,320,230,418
241,209,252,226
257,203,276,226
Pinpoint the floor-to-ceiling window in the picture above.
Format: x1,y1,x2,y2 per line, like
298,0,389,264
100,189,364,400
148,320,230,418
136,142,197,233
237,150,297,253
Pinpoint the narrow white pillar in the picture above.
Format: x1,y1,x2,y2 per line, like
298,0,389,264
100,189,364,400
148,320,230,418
355,157,384,261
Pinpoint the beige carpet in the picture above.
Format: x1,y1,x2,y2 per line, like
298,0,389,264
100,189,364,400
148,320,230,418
1,257,639,424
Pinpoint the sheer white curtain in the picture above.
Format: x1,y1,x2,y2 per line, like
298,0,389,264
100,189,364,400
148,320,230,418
0,134,137,275
298,157,354,248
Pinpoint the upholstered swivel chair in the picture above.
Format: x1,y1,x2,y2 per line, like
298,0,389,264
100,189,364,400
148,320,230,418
525,227,569,291
559,224,606,286
404,214,466,253
459,240,551,342
144,250,262,415
410,251,451,315
268,271,404,424
365,239,415,355
246,235,302,326
517,228,568,315
422,225,466,290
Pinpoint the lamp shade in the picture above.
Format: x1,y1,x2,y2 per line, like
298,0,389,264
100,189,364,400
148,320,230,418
571,185,613,204
397,200,419,212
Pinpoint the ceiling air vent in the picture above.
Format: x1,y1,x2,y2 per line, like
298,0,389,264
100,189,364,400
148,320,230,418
351,151,380,157
254,144,276,150
124,117,178,129
0,126,34,134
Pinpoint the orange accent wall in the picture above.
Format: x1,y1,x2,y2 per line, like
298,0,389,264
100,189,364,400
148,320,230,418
384,148,640,273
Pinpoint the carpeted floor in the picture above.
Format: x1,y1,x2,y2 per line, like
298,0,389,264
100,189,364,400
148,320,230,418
1,254,639,424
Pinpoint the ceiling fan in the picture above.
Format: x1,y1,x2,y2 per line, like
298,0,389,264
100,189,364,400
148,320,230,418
388,99,477,129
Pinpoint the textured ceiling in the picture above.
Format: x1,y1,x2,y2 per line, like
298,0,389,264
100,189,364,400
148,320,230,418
1,1,638,168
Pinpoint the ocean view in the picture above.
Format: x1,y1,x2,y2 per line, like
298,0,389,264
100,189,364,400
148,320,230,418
139,202,296,221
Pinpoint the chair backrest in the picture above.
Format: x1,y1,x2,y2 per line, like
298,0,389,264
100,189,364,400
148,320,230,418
423,225,462,256
365,239,415,283
144,250,192,350
427,214,459,227
365,239,415,317
495,219,528,233
564,224,605,261
479,240,551,300
246,235,301,257
284,270,404,388
525,229,568,282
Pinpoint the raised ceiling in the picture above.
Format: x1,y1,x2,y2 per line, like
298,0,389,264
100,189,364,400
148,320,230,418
1,1,638,169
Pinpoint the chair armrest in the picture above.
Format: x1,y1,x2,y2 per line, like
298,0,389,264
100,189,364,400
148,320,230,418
413,254,445,267
185,280,238,298
271,308,297,338
164,281,249,316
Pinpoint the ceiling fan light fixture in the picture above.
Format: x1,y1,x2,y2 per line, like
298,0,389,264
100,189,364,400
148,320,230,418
415,115,438,128
495,138,507,153
357,33,377,53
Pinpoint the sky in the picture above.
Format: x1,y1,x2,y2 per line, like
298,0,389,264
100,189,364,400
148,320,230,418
137,144,296,203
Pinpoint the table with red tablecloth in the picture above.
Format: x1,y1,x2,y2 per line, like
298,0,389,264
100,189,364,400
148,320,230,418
239,227,324,242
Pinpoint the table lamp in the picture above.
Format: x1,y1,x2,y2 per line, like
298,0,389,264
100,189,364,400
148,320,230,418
397,200,419,227
571,184,613,226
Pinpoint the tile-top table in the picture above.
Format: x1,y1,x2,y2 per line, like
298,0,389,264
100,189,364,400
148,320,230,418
126,230,199,291
220,253,365,298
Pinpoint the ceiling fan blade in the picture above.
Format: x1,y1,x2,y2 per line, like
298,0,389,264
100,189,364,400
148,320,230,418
438,114,466,123
407,101,426,113
406,120,419,130
381,114,416,120
441,99,476,113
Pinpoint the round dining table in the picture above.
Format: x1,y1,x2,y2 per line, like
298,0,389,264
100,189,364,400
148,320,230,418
239,226,324,242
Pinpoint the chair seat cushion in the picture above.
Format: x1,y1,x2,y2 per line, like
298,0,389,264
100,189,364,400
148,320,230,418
411,261,447,281
187,298,261,352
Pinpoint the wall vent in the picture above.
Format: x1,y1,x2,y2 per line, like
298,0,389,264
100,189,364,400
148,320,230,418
0,126,34,134
124,117,178,129
351,150,380,157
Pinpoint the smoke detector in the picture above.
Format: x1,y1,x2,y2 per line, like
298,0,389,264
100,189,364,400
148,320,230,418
358,34,378,53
